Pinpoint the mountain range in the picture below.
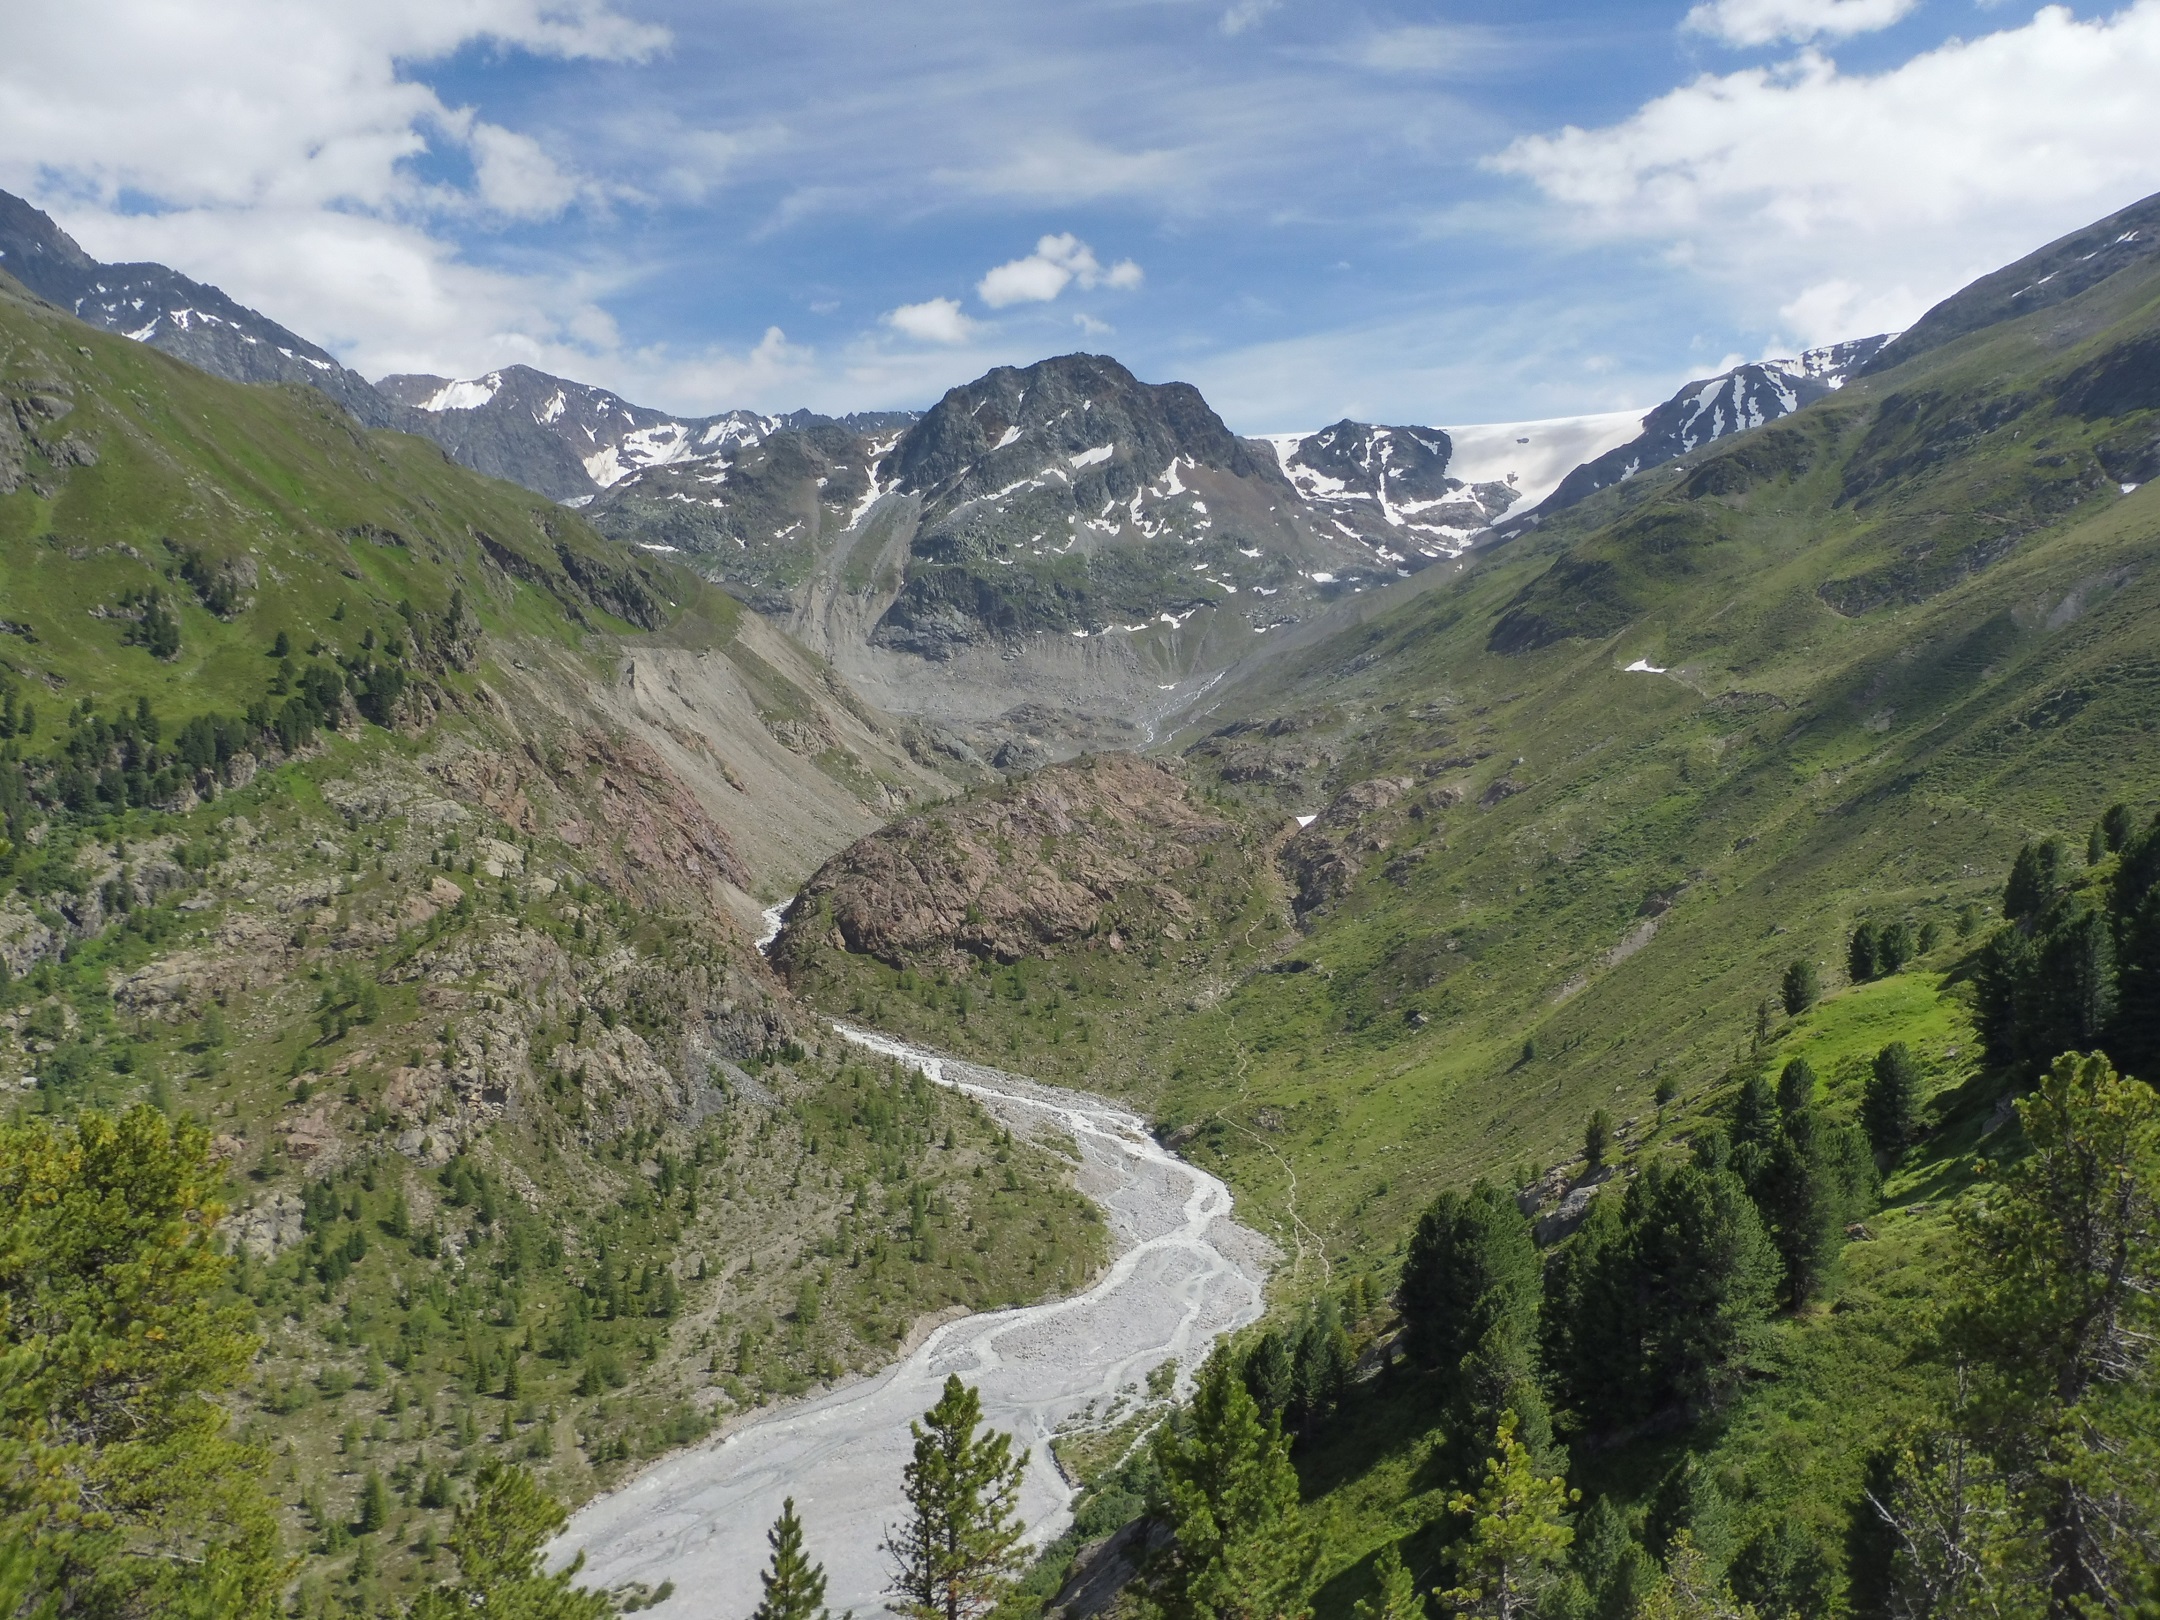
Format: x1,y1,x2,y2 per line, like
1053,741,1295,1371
0,187,1900,760
7,144,2160,1620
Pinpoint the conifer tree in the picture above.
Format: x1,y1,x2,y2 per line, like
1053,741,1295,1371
1438,1411,1577,1620
1398,1183,1543,1451
1635,1533,1759,1620
1779,961,1818,1017
407,1462,613,1619
1288,1299,1353,1433
1774,1058,1816,1117
1848,921,1880,985
1242,1331,1294,1423
2004,837,2068,923
359,1469,391,1534
1755,1107,1878,1308
1864,1042,1924,1159
0,1106,282,1618
1142,1356,1314,1620
754,1498,832,1620
1583,1110,1614,1172
1353,1544,1425,1620
885,1376,1028,1620
1954,1051,2160,1616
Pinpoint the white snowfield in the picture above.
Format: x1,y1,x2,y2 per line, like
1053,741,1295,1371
1432,410,1645,511
554,1024,1273,1616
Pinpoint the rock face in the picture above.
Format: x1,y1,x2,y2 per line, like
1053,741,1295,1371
0,190,391,426
770,752,1238,971
1261,420,1523,557
1280,776,1414,918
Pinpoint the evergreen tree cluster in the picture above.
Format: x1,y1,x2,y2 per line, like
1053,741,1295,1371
1976,806,2160,1077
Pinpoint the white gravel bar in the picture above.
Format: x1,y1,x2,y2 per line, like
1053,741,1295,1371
554,1022,1273,1617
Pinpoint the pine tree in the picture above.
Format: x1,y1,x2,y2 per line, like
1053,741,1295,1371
1353,1544,1424,1620
1876,919,1915,975
1142,1356,1313,1620
1848,921,1880,985
1953,1051,2160,1616
1242,1331,1294,1424
1571,1497,1657,1620
1583,1110,1614,1172
1755,1107,1878,1308
1288,1299,1353,1433
1438,1411,1577,1620
1863,1042,1924,1159
754,1497,832,1620
406,1463,612,1619
1778,960,1818,1017
1774,1058,1815,1117
1398,1183,1543,1452
2004,837,2068,923
884,1376,1028,1620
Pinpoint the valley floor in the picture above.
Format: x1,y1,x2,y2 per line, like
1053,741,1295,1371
558,1024,1273,1613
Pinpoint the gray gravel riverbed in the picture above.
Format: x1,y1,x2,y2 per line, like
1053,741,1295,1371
553,1022,1273,1616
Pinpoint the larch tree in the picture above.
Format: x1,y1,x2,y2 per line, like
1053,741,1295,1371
0,1106,283,1620
884,1376,1028,1620
1438,1411,1578,1620
1953,1051,2160,1617
1353,1544,1426,1620
407,1462,615,1620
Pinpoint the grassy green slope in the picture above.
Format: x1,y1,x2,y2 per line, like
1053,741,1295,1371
0,278,1105,1614
774,232,2160,1616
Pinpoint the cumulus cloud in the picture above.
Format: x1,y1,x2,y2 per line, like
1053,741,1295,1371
1494,2,2160,342
976,233,1143,307
0,0,668,378
1684,0,1920,46
885,297,979,345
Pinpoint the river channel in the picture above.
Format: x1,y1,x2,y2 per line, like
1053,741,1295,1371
556,1019,1273,1615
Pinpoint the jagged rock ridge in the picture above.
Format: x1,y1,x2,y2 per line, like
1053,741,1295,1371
0,191,392,426
1522,336,1893,520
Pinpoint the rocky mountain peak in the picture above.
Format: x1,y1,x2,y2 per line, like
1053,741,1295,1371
1523,334,1893,520
883,351,1265,507
1261,420,1523,557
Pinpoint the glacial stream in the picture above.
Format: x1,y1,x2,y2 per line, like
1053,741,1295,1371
555,1010,1273,1616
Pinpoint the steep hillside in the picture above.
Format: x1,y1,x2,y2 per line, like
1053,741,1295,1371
0,190,392,427
771,201,2160,1616
0,269,1114,1613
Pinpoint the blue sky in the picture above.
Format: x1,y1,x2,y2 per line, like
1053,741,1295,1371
6,0,2160,429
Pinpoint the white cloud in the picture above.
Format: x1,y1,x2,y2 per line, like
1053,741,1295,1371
1219,1,1281,37
0,0,671,380
885,297,979,345
1494,3,2160,342
1685,0,1921,46
466,123,582,219
976,232,1143,307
